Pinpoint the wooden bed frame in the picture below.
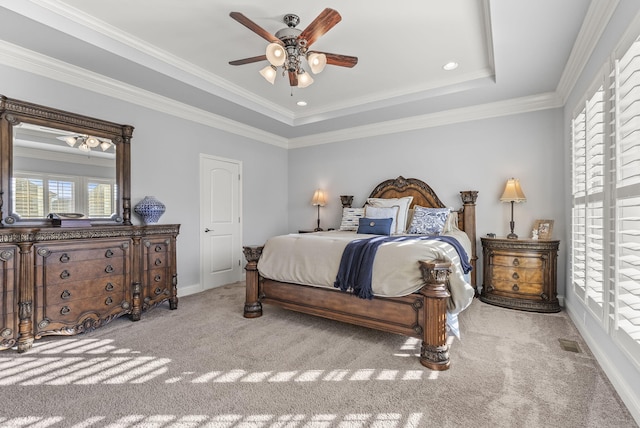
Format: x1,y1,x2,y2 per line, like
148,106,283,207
243,176,478,370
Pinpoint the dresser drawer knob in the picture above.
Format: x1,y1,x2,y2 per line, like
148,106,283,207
154,258,163,266
105,249,114,258
105,265,114,273
105,297,113,305
61,290,71,300
59,253,70,263
154,274,162,282
154,287,163,295
512,258,520,267
105,282,115,292
60,306,71,315
512,284,520,291
60,270,70,279
155,245,163,252
512,272,520,280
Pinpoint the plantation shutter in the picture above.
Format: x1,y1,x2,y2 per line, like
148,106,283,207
612,36,640,355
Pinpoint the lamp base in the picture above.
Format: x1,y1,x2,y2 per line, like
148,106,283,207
507,232,518,239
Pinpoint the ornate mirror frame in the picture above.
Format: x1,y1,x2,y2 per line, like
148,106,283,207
0,95,133,227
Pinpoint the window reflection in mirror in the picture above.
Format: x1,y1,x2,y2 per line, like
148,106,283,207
12,123,116,220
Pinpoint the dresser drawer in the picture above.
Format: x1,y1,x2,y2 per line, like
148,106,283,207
40,294,130,331
490,279,544,296
42,245,126,266
43,258,124,285
42,278,125,305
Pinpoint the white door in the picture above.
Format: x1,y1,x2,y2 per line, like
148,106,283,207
200,155,242,290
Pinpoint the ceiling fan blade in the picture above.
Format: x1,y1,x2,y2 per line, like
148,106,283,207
298,8,342,47
310,51,358,68
230,12,282,44
288,71,298,87
229,55,267,66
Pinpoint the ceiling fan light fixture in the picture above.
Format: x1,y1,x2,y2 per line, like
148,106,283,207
86,136,101,148
259,65,278,84
297,71,314,88
308,52,327,74
266,42,286,66
78,142,91,153
100,141,112,151
58,135,78,147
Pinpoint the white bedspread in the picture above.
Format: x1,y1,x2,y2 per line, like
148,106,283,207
257,229,475,316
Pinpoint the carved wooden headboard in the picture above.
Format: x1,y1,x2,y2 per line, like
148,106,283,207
364,176,479,288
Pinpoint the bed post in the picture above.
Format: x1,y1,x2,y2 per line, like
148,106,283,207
418,259,452,370
243,245,263,318
460,190,478,291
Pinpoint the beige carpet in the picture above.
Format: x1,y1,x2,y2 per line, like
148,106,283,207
0,282,636,428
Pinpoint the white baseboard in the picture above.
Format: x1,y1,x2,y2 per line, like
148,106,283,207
564,302,640,425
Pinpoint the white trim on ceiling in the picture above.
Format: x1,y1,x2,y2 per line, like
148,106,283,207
0,0,614,150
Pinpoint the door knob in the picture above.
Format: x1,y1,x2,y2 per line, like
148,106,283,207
204,228,212,232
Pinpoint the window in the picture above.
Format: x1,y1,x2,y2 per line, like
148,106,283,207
571,34,640,367
12,172,115,219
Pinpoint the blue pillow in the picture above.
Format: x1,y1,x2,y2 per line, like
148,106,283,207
357,217,393,235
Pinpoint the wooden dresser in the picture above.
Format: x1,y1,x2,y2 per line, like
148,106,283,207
0,224,179,352
480,237,560,313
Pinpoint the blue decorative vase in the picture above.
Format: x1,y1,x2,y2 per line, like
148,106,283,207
134,196,166,224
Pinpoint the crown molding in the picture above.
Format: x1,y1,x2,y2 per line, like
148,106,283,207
288,92,563,149
1,40,562,151
0,40,288,149
556,0,619,103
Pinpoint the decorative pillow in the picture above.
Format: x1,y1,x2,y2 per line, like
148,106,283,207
366,197,413,234
408,206,451,235
443,209,459,232
339,207,365,231
365,205,399,234
357,217,393,235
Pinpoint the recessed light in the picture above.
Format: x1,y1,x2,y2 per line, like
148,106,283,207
443,62,459,71
297,101,307,107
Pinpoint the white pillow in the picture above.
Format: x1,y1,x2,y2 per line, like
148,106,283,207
366,196,413,234
339,207,365,231
364,205,400,235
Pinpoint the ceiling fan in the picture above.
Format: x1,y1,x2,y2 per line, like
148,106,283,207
229,8,358,88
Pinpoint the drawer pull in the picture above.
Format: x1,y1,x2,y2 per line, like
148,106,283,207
154,274,162,282
105,265,114,273
512,272,520,280
61,290,71,300
59,253,70,263
155,245,163,252
60,306,71,315
154,258,163,266
105,249,114,258
154,287,163,295
512,258,520,267
60,270,70,279
105,282,115,292
512,284,520,291
105,297,113,305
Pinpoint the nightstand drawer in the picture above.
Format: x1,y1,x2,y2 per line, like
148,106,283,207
492,254,543,269
491,279,544,296
492,267,543,284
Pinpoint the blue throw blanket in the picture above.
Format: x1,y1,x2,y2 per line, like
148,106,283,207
334,235,472,299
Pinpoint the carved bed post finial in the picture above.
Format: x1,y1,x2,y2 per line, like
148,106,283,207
340,195,353,208
243,246,263,318
418,259,451,370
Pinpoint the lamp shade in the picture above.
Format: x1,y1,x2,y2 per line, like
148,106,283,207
500,178,526,203
259,65,277,84
266,42,286,67
308,52,327,74
297,71,314,88
311,189,326,206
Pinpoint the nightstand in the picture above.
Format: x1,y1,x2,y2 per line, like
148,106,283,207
480,237,560,313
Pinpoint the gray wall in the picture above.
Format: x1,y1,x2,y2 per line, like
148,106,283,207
0,64,289,293
288,109,565,293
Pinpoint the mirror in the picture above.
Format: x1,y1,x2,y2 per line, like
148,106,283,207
0,95,133,226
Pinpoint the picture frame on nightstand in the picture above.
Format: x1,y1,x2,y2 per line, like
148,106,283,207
533,219,554,240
